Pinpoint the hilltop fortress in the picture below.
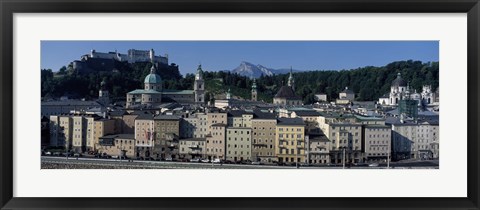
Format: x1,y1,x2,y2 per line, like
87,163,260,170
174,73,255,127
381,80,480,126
72,49,169,74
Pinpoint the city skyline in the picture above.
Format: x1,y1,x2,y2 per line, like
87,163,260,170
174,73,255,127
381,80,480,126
41,41,439,75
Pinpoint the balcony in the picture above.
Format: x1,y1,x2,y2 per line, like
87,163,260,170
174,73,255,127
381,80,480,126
189,145,202,150
278,145,286,148
252,143,267,147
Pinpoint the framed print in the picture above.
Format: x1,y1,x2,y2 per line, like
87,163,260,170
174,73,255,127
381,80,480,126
1,0,479,209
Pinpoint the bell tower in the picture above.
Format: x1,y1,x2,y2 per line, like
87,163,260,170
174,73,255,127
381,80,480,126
194,64,205,103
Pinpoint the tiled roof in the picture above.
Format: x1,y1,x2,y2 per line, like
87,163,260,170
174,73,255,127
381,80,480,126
41,100,101,106
127,89,161,94
277,117,305,126
162,89,195,95
293,110,322,117
154,115,181,120
274,86,301,100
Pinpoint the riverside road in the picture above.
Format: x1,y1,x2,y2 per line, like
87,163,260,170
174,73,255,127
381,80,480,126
41,156,439,169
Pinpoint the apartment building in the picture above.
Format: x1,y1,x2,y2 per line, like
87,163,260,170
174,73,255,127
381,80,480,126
226,127,252,162
275,118,306,164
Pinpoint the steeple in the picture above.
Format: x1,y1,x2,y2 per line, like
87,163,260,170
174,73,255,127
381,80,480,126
195,64,203,80
226,88,232,100
150,64,156,74
287,66,295,91
98,78,110,106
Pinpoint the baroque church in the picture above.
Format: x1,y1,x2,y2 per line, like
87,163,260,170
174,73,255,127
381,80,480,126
273,69,302,106
126,64,205,108
378,73,437,106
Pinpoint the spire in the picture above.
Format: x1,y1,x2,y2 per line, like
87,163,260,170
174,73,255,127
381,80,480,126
150,64,156,74
252,78,257,90
287,66,295,90
196,64,203,80
226,88,232,100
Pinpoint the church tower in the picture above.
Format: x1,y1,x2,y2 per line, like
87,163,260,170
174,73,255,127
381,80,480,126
98,78,110,106
251,78,257,101
226,88,232,100
287,67,295,91
194,64,205,103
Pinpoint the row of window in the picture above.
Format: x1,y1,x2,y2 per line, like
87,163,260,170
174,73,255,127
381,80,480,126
278,128,302,132
227,144,250,149
227,137,250,142
278,134,303,138
227,130,250,135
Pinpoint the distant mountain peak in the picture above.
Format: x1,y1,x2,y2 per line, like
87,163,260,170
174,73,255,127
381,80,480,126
230,62,300,78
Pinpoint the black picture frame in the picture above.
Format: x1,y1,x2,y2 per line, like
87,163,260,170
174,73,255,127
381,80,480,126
1,0,479,209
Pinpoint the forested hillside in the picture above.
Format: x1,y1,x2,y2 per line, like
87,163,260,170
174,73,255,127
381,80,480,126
41,60,439,104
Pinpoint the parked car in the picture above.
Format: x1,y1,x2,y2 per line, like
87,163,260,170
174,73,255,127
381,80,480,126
212,158,222,163
165,157,173,161
223,160,234,164
368,163,379,167
111,155,119,159
201,159,210,163
144,157,155,161
73,153,82,157
190,158,201,162
251,161,262,165
45,151,52,156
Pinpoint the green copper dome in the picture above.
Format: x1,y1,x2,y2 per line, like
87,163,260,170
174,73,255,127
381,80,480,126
144,73,162,84
144,65,162,84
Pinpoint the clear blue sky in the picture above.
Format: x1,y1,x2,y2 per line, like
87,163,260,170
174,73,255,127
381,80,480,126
41,41,438,75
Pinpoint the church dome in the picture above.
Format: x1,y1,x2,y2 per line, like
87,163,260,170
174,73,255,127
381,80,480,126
144,73,162,84
144,65,162,84
392,73,407,87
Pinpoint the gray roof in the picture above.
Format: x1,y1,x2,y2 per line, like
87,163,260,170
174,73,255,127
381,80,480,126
41,100,102,106
385,117,417,125
135,114,155,120
130,110,155,115
228,110,246,117
253,110,276,119
109,110,127,117
274,86,301,100
340,87,354,94
392,73,407,87
154,115,181,120
277,117,305,126
293,110,322,117
308,134,329,142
